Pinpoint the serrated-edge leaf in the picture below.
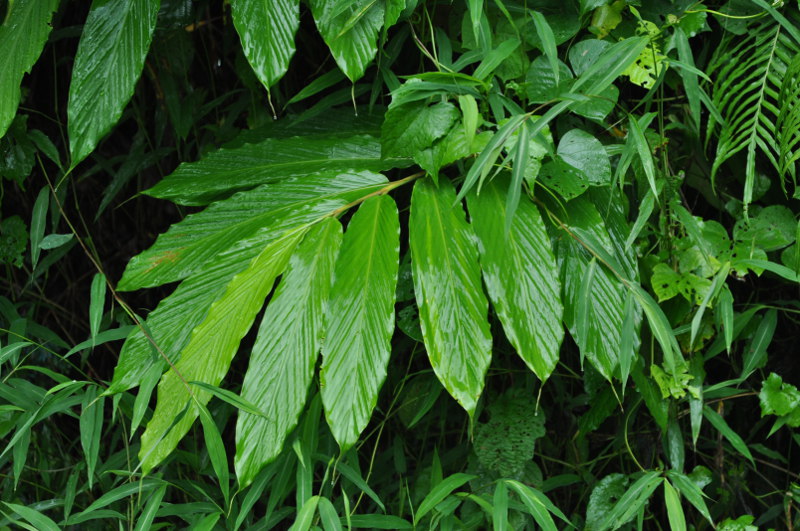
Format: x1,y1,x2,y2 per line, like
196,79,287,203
235,219,342,487
0,0,59,138
67,0,159,165
139,228,305,473
468,177,563,381
232,0,300,90
321,195,399,449
410,178,492,416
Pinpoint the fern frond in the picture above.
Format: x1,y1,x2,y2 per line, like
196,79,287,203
778,52,800,183
706,18,800,205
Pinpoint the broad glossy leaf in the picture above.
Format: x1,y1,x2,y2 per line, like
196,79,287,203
309,0,384,82
410,178,492,416
558,198,627,380
119,171,387,291
468,177,563,381
139,229,305,473
67,0,159,165
147,134,408,205
558,129,611,186
381,101,459,159
232,0,300,90
321,195,399,449
109,171,387,394
0,0,59,138
235,219,342,487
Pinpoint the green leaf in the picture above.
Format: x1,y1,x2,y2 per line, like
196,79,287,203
381,101,459,159
468,176,563,381
79,386,104,487
317,497,342,531
346,514,412,529
530,12,559,86
321,195,399,449
139,228,304,474
596,471,662,531
663,480,686,531
232,0,300,90
69,479,162,520
505,480,571,530
410,178,492,416
702,406,755,465
235,219,341,487
309,0,385,82
146,134,408,206
559,199,627,380
38,233,73,249
759,372,800,428
558,129,612,186
3,502,60,531
415,473,476,525
493,482,509,531
67,0,159,165
121,171,386,291
290,495,320,531
89,273,106,342
0,0,59,139
525,57,573,103
108,172,388,395
133,485,166,531
197,402,230,503
627,113,658,199
665,470,713,525
586,473,627,529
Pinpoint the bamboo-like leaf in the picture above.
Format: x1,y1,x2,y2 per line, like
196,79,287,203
530,12,559,85
410,178,492,416
467,177,563,381
321,195,399,449
232,0,300,90
0,0,59,138
415,473,477,525
309,0,385,82
67,0,159,165
109,172,387,394
663,479,687,531
146,134,409,206
79,387,104,488
703,406,755,465
235,219,342,487
596,471,662,531
558,199,627,380
139,229,305,473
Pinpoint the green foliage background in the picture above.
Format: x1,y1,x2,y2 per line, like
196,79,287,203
1,0,800,529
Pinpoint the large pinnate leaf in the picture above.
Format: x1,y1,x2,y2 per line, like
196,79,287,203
139,229,305,473
109,171,388,394
468,177,563,381
0,0,59,139
321,195,400,449
146,134,409,206
410,178,492,416
309,0,384,82
67,0,159,166
232,0,300,90
118,171,388,291
558,198,627,381
235,218,342,487
707,20,799,202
